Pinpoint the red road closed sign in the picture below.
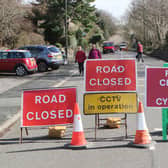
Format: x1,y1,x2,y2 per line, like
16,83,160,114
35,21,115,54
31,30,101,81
21,88,76,127
85,59,136,92
146,67,168,107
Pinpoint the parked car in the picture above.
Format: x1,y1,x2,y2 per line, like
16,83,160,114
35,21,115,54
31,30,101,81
102,41,115,54
0,50,37,76
119,43,128,51
18,45,64,72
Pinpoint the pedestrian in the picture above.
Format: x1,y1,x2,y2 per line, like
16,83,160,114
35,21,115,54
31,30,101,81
88,44,102,59
136,41,144,63
75,46,86,76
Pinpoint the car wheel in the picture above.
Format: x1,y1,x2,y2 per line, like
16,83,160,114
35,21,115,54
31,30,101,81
15,65,27,76
38,61,48,72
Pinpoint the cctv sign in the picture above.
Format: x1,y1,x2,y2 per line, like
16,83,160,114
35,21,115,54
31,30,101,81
146,67,168,107
21,88,76,127
84,59,136,92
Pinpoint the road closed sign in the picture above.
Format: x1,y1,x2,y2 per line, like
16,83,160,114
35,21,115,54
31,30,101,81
84,59,136,92
21,88,76,127
83,92,138,114
146,67,168,107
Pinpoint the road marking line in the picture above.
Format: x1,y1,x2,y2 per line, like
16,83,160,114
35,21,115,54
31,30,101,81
153,128,162,131
53,70,78,87
0,111,20,135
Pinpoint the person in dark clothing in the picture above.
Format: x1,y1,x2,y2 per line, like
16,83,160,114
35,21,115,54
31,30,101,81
75,46,86,75
88,44,102,59
136,41,144,62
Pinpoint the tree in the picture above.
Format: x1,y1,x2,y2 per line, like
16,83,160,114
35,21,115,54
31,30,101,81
30,0,97,46
0,0,23,48
96,10,117,40
125,0,168,49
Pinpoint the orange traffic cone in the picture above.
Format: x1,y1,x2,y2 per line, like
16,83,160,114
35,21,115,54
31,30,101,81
129,101,152,148
64,103,88,149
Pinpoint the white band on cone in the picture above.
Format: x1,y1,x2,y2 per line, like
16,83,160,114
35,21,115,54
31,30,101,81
73,114,83,132
136,113,148,130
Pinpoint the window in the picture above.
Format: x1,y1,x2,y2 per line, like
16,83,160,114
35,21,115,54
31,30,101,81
48,47,60,53
0,52,8,59
27,47,43,58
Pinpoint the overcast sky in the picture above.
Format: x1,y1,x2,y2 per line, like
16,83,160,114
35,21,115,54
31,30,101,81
92,0,132,18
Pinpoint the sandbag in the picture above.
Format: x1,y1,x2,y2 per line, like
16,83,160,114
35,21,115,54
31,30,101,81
105,117,121,128
48,126,66,138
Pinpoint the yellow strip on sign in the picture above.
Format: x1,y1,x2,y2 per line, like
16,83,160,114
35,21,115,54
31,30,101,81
83,92,138,115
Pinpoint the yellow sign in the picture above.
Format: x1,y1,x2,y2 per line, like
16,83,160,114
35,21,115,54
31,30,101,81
83,92,137,115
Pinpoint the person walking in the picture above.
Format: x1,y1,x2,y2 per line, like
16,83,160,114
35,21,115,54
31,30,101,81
75,46,86,76
88,44,102,59
136,41,144,62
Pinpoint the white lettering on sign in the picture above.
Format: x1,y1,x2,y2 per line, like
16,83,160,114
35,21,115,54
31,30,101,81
89,78,131,86
35,95,66,104
26,109,73,121
159,79,168,87
156,98,168,105
165,70,168,77
96,65,125,74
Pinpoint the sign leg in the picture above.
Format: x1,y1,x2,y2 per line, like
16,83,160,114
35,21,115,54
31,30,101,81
25,128,29,136
97,114,100,128
20,128,23,144
95,115,97,141
125,114,128,138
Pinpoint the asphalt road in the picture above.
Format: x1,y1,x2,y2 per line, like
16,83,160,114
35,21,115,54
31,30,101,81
0,51,167,168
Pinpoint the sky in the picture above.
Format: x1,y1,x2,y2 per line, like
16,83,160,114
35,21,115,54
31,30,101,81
92,0,133,18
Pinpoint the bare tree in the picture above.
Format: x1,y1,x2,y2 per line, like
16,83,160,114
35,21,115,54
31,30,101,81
0,0,24,48
125,0,168,49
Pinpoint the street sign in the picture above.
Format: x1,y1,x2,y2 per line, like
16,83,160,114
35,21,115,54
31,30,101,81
84,59,136,92
21,87,76,127
146,67,168,107
83,92,138,114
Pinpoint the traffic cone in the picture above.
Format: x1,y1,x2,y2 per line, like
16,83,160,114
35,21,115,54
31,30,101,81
129,101,152,148
64,103,88,149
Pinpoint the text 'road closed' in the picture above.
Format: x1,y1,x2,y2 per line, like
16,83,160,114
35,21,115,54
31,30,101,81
85,59,136,92
21,88,76,127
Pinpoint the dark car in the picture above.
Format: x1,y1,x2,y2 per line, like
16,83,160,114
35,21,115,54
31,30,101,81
102,41,115,54
18,45,64,72
0,50,37,76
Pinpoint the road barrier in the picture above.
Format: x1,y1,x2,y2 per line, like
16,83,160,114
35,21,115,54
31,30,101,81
64,103,88,149
20,87,76,143
129,101,152,148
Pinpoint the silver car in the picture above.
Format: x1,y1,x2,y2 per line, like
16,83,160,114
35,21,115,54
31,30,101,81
19,45,64,72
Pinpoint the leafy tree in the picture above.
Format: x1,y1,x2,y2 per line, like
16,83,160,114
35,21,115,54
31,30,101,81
30,0,97,46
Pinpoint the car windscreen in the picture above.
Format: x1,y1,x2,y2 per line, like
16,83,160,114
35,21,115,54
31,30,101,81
103,43,114,47
48,47,60,53
120,45,126,47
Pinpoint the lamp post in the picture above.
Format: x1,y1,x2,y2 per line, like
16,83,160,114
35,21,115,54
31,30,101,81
65,0,68,61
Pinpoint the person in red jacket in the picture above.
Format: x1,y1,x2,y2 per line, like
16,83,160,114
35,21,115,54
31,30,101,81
75,46,86,76
136,41,144,62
